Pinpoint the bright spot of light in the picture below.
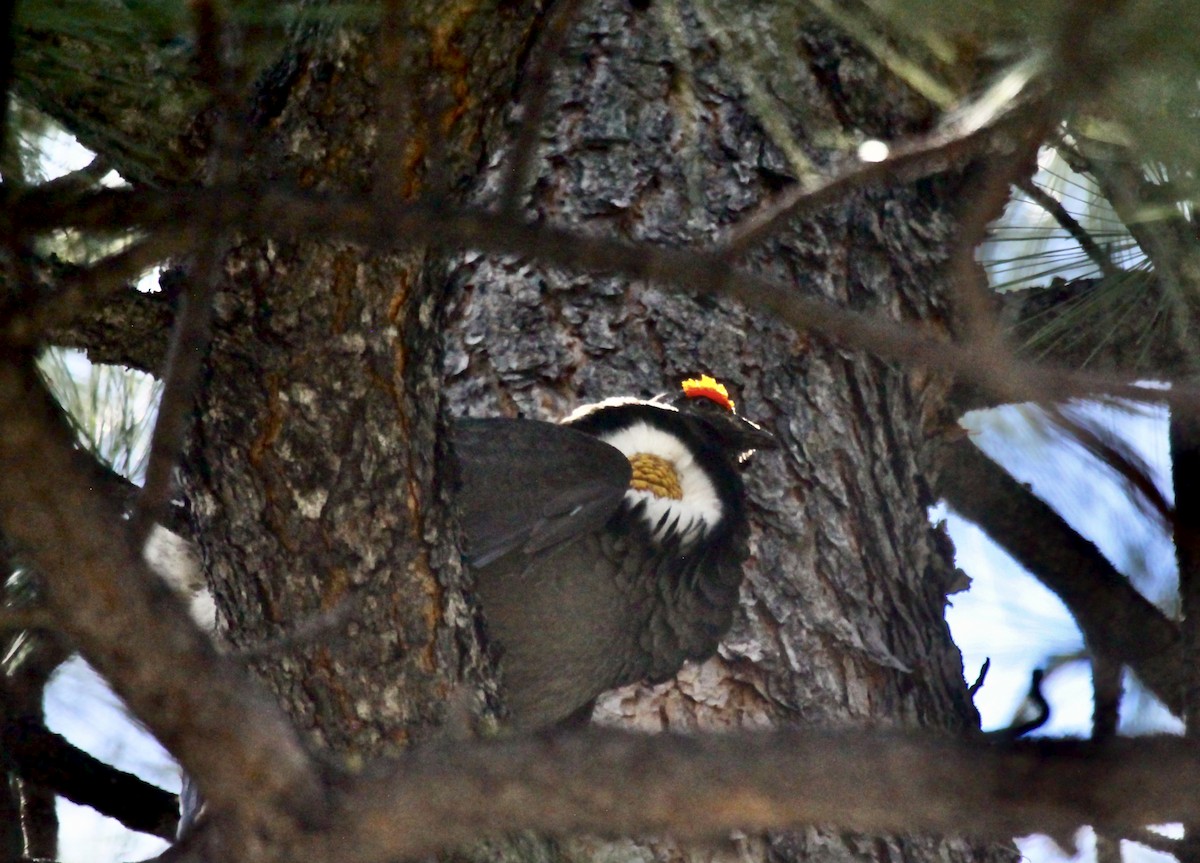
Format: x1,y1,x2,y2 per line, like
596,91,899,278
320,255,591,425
137,266,164,293
858,139,889,162
37,127,94,180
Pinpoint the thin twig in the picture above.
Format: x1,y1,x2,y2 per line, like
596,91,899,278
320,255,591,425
130,0,244,543
1016,178,1120,279
32,155,114,199
1127,827,1182,855
721,128,986,256
720,70,1041,255
1090,651,1122,743
130,257,221,540
1048,403,1174,531
233,596,359,660
945,122,1044,351
967,658,991,698
984,669,1049,741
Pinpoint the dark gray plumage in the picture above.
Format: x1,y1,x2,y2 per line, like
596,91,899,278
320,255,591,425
453,419,631,568
452,393,769,729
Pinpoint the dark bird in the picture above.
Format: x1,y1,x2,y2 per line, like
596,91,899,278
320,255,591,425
453,376,773,729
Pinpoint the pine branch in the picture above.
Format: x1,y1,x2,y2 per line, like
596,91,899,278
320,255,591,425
1,714,178,840
0,352,321,828
938,436,1183,715
43,285,173,375
12,0,203,186
995,276,1180,383
318,729,1200,861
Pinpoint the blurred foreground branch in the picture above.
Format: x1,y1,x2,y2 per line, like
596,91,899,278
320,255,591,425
9,185,1190,412
0,352,320,831
290,728,1200,862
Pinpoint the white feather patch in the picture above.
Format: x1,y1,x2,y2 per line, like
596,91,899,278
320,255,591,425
561,394,674,423
597,421,722,545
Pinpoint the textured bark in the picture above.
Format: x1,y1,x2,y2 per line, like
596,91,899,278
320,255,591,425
443,4,1009,863
181,6,540,759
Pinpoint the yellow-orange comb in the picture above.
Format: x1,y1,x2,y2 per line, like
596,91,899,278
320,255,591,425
681,374,735,413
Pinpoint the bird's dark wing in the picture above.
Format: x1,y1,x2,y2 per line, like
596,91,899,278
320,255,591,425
450,418,632,567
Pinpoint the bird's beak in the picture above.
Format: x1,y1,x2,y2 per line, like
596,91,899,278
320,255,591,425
729,416,777,464
735,418,777,451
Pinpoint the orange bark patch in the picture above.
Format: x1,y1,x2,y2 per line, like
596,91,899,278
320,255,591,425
417,560,443,674
430,1,479,138
388,270,411,323
330,250,358,334
313,643,360,731
322,566,351,611
248,373,284,468
400,136,427,199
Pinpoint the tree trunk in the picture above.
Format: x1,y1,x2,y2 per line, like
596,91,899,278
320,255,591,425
182,5,541,753
441,4,1009,863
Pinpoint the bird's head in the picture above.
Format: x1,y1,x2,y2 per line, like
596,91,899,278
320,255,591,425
561,375,774,546
670,374,776,464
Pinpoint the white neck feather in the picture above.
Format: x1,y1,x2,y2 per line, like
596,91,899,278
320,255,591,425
597,421,723,546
